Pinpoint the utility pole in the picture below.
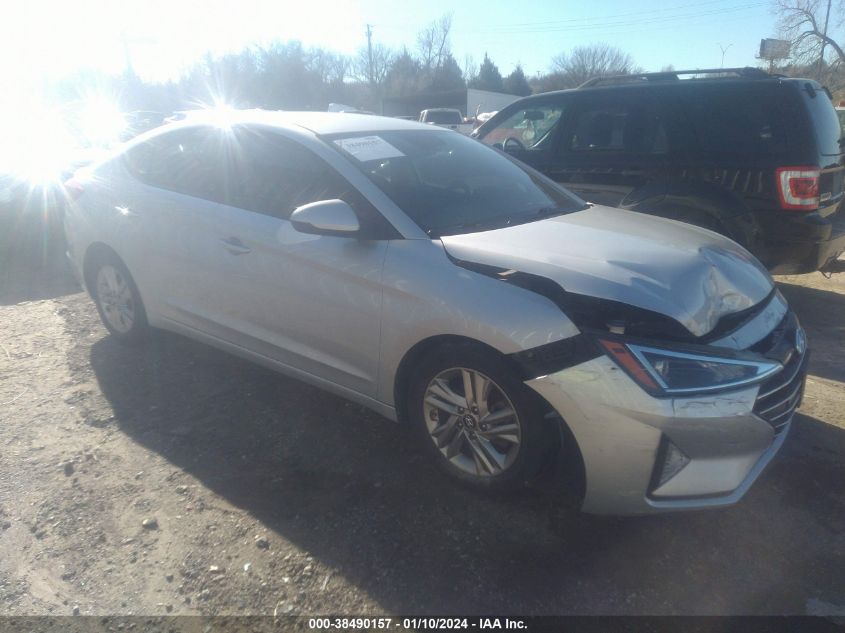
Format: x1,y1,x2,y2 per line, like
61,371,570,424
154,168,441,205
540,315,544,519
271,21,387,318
120,31,136,80
719,43,733,69
817,0,832,81
366,24,374,87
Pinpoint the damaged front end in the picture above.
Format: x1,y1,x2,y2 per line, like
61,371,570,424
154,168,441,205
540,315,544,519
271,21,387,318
525,287,806,514
453,256,791,384
447,250,806,514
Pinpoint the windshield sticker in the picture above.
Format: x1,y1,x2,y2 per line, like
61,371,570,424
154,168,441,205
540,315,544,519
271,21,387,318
334,136,405,162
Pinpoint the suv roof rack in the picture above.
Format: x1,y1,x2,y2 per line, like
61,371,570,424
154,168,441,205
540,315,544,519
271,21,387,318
577,67,770,89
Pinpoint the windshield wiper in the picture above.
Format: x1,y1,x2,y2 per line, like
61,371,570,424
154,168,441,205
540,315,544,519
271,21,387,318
507,204,577,223
530,205,569,218
430,205,581,237
429,217,509,237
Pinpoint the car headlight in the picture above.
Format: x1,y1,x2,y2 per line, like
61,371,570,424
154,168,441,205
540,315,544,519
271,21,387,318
598,339,782,396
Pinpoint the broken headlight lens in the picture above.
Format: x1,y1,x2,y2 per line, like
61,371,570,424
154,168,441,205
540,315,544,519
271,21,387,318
599,340,781,396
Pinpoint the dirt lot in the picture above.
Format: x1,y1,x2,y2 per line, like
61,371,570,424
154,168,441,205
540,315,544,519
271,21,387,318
0,261,844,617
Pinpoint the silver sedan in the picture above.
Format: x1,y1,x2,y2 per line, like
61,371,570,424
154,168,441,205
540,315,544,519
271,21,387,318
63,111,807,514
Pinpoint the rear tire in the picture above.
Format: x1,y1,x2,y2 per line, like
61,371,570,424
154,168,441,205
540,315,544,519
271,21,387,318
89,253,148,345
408,344,555,491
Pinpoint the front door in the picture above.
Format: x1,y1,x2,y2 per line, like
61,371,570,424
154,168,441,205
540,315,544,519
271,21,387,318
479,99,568,171
196,128,390,397
545,92,671,209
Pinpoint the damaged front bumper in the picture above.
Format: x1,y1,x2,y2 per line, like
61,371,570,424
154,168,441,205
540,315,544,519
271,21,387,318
527,353,800,515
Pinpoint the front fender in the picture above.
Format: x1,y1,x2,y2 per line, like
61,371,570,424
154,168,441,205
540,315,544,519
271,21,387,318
377,239,578,407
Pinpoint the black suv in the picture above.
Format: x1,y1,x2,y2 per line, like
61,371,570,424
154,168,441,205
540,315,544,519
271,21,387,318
474,68,845,274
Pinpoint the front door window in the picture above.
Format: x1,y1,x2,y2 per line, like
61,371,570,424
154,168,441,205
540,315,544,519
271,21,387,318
480,104,565,152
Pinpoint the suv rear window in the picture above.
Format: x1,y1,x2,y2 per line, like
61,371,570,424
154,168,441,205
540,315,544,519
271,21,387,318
424,111,462,125
800,84,842,156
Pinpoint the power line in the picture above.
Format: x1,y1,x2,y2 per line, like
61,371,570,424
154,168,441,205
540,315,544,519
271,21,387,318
468,2,767,34
468,12,771,55
476,0,754,29
374,0,765,35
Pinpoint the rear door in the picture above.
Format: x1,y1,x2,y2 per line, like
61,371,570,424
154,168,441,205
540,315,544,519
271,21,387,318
545,91,672,209
119,126,229,327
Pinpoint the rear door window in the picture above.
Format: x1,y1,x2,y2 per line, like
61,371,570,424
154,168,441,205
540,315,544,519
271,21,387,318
677,84,791,156
124,128,222,202
565,99,669,155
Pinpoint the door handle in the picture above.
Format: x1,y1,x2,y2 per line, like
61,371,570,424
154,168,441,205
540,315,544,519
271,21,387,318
219,237,251,255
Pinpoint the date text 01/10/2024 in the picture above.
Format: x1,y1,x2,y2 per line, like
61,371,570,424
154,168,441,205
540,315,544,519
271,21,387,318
306,618,527,630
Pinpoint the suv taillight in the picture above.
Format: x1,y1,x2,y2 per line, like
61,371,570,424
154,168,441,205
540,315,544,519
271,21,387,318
775,166,820,211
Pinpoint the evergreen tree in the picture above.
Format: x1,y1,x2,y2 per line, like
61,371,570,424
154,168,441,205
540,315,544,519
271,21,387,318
384,48,423,96
428,53,466,92
469,53,504,92
503,65,532,96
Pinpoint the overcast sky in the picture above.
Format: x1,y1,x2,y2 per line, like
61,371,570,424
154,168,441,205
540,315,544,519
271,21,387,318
1,0,779,87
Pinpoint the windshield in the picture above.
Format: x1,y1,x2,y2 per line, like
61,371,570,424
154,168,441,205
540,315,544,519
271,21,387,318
425,110,462,125
327,130,586,237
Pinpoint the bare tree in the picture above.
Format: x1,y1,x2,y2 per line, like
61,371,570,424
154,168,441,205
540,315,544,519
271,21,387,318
417,13,453,71
551,44,639,88
774,0,844,80
309,48,351,85
353,43,393,87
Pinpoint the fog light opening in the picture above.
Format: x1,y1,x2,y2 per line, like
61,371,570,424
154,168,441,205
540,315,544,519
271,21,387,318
652,439,691,491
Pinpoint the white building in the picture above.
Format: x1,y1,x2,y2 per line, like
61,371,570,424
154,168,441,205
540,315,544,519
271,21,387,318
381,88,521,119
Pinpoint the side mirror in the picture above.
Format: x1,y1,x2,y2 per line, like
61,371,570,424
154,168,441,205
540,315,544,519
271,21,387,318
290,199,360,237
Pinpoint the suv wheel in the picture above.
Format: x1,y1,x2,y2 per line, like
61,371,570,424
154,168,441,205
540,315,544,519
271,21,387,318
409,345,553,490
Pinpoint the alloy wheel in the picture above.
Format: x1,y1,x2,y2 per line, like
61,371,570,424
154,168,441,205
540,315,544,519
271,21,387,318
96,265,135,334
423,367,522,477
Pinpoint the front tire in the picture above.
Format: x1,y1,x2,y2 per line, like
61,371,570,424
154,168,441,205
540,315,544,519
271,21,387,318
90,254,148,345
408,344,554,491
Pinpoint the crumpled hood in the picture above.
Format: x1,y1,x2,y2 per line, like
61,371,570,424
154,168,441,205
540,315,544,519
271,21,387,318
440,205,774,337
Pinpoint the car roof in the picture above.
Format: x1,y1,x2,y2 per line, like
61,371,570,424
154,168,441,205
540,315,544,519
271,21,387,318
514,75,812,103
169,109,437,136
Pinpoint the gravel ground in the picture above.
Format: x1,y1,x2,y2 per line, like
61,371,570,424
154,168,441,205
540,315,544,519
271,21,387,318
0,262,843,617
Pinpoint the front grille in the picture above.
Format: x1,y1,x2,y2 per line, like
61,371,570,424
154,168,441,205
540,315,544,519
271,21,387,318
752,317,808,434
